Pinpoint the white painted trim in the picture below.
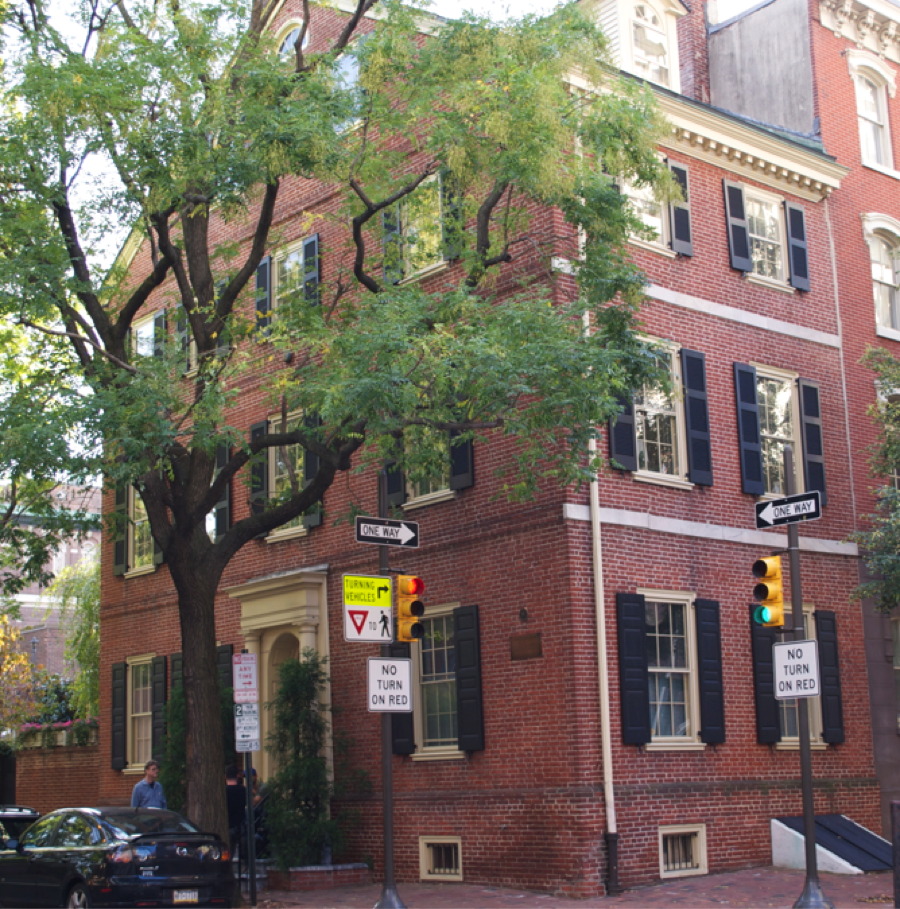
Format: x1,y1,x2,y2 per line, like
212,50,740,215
862,211,900,238
847,48,897,97
562,503,859,556
646,284,841,348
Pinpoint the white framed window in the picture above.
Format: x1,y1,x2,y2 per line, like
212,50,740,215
640,589,702,747
848,53,896,170
623,177,670,251
633,342,690,488
411,603,462,759
753,364,802,498
274,236,320,312
128,486,154,573
276,19,309,59
746,189,786,283
659,824,708,879
870,233,900,335
384,174,448,283
775,608,825,749
419,836,463,882
126,655,153,767
404,428,454,509
266,412,310,541
631,3,670,87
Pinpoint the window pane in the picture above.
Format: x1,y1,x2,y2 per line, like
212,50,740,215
646,601,690,737
421,615,457,748
746,197,783,280
632,4,668,85
757,376,794,496
872,239,900,330
405,178,443,274
634,351,679,476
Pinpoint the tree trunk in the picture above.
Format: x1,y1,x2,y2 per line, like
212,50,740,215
173,563,229,843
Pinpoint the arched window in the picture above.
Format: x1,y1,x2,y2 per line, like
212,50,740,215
847,51,896,169
632,4,669,86
276,20,309,59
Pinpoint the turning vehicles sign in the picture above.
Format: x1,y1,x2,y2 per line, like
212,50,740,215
343,574,393,642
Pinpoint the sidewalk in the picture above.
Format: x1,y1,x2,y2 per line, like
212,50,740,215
251,867,895,908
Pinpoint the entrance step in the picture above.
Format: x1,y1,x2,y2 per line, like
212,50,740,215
772,814,891,874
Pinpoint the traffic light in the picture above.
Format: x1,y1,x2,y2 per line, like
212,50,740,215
396,575,426,642
752,555,784,627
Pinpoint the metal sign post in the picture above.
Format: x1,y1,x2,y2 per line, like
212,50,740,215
373,468,406,909
234,651,258,907
784,447,833,909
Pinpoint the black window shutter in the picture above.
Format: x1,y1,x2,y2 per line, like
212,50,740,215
382,208,404,285
111,662,127,770
249,421,269,518
113,483,128,576
723,181,753,272
151,655,167,763
171,652,183,690
441,171,463,261
668,161,693,256
448,431,475,490
152,512,164,567
616,592,651,745
734,363,764,496
385,460,407,507
814,610,844,744
681,349,713,486
302,413,323,529
256,256,271,334
454,604,485,752
798,379,827,507
217,644,233,693
176,309,192,372
389,642,416,755
784,203,810,292
214,281,230,356
303,235,320,306
214,444,231,541
153,310,167,359
609,395,638,472
749,604,781,744
695,599,725,744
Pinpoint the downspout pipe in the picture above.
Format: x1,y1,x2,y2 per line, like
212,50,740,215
589,436,621,895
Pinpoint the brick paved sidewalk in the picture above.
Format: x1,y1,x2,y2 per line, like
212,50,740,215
250,866,895,909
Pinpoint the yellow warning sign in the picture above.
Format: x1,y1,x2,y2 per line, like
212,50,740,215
343,574,393,609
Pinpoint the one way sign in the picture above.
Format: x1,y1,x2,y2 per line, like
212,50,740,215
755,490,821,529
355,515,420,548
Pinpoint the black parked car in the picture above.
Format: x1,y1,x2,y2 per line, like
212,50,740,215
0,807,235,908
0,805,40,842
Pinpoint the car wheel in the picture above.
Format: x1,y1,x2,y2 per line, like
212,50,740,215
65,883,91,909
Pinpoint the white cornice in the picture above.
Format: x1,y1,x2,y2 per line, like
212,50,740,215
654,93,849,201
820,0,900,65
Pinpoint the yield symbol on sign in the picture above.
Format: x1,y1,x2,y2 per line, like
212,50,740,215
349,611,367,635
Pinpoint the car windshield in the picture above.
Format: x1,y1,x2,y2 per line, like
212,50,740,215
101,811,200,838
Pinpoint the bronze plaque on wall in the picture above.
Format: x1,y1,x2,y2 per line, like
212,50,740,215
510,633,542,661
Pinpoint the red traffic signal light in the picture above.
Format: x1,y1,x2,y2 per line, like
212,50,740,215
397,575,426,642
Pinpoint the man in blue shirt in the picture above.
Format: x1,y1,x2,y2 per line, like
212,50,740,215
131,760,167,809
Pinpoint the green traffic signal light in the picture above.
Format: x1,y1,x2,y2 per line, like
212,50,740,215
752,556,784,627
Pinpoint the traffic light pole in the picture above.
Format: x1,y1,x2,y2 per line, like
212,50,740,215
373,468,406,909
784,446,833,909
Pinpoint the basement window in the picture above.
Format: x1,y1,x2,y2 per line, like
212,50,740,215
659,824,707,879
419,836,463,881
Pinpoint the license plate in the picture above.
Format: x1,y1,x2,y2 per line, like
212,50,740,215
173,891,198,904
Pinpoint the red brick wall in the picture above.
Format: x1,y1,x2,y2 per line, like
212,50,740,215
16,745,100,816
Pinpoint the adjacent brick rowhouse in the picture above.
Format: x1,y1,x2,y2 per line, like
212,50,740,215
55,0,896,898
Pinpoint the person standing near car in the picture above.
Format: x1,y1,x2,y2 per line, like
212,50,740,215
131,760,167,809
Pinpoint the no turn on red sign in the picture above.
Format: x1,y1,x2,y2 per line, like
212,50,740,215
773,639,821,700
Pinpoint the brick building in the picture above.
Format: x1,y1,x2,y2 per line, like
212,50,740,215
91,0,888,897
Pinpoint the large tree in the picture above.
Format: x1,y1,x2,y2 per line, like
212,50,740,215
0,0,670,839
